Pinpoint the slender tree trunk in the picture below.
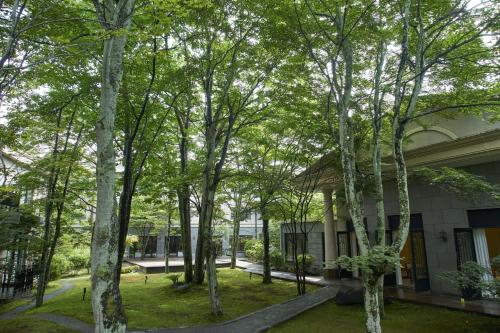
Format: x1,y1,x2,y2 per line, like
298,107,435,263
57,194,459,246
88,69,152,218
206,240,222,315
35,199,53,306
35,108,64,307
372,40,387,317
201,184,223,315
230,217,239,269
178,189,192,281
333,5,377,332
116,132,134,278
262,215,271,284
194,218,205,284
91,1,134,331
165,216,170,274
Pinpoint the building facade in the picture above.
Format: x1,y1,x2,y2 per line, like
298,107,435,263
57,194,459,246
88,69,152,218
127,209,264,259
289,112,500,295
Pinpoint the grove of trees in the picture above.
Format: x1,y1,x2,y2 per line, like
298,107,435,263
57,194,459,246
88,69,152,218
0,1,497,333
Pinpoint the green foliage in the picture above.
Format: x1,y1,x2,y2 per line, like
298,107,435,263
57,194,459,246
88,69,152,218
414,167,500,202
126,235,139,247
244,238,264,262
491,255,500,271
296,253,315,273
49,254,71,281
439,261,498,298
121,265,140,274
68,249,91,273
270,250,284,270
332,246,400,278
166,273,182,287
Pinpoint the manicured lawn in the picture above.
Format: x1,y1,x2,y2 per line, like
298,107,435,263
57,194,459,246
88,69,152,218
27,268,310,329
0,281,62,314
0,316,79,333
268,299,500,333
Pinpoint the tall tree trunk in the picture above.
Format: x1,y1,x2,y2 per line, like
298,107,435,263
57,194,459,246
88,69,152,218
230,217,239,269
35,108,64,307
333,5,376,332
193,218,205,284
206,240,222,315
363,276,382,333
201,184,223,315
165,214,171,274
35,194,54,306
262,213,271,284
178,129,193,282
116,131,134,278
373,40,387,318
91,1,134,331
178,189,192,281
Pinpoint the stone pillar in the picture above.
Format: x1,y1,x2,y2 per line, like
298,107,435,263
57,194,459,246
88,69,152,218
322,188,337,280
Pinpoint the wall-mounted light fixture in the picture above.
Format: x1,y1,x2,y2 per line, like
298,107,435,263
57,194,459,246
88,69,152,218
439,231,448,243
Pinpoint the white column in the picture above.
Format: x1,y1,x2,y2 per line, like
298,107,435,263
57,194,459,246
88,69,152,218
473,228,493,296
322,188,337,279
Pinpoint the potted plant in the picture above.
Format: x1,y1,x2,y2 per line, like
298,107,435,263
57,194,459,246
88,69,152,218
439,261,492,300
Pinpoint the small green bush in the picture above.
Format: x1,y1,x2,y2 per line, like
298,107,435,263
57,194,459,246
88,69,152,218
439,261,496,299
68,249,90,273
297,253,314,273
244,238,264,262
121,265,139,274
270,250,284,270
167,273,182,287
49,254,71,280
491,255,500,273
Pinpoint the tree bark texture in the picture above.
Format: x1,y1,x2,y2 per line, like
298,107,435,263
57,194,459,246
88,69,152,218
91,1,135,332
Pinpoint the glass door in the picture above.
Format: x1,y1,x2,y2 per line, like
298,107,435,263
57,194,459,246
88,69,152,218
454,228,476,268
410,230,430,292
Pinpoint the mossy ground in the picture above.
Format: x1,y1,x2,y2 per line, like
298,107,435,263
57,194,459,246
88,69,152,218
268,299,500,333
0,316,79,333
0,281,61,314
26,268,308,329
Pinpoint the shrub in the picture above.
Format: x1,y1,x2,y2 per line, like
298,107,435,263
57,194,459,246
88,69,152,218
270,250,284,270
284,254,315,274
491,255,500,275
297,253,314,273
167,273,182,287
121,265,139,274
68,249,90,274
49,254,71,280
439,261,496,299
244,238,264,262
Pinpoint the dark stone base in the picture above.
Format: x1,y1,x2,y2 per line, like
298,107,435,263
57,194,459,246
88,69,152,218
335,288,364,305
323,268,337,280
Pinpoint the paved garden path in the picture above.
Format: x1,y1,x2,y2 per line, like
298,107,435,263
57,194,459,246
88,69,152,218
1,282,344,333
0,280,74,320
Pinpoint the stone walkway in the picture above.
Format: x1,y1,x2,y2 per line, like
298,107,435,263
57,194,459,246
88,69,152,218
0,280,74,320
236,260,362,289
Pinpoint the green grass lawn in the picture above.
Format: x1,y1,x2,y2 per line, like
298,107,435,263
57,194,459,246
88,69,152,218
0,281,62,314
268,299,500,333
26,268,310,329
0,316,79,333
